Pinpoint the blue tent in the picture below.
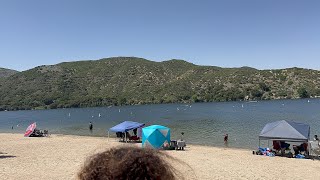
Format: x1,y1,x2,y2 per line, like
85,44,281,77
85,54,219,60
142,125,170,149
259,120,310,142
109,121,145,132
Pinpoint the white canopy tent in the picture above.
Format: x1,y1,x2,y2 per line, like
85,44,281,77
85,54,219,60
259,120,310,152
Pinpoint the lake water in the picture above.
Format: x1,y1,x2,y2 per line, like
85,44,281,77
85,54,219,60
1,99,319,149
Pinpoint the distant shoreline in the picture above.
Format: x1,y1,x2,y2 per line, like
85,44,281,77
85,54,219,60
0,97,317,112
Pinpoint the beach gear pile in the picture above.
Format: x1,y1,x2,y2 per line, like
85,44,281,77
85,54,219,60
295,154,305,159
256,147,275,157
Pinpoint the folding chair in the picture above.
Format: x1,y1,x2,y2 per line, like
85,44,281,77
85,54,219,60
309,141,320,160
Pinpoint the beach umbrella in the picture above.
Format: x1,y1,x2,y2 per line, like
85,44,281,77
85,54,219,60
24,122,36,137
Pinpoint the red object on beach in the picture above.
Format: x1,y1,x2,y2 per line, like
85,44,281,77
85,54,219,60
24,122,36,137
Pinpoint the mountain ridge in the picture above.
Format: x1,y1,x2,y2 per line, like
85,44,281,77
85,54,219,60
0,67,19,78
0,57,319,111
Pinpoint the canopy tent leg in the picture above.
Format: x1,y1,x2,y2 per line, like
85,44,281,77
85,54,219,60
309,141,311,157
125,132,127,143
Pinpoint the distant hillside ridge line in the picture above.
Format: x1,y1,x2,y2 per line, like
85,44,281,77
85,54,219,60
0,67,19,78
0,57,319,111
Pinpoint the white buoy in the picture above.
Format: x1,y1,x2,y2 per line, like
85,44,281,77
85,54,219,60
68,113,71,117
241,104,244,108
119,109,121,113
98,113,101,117
308,100,310,103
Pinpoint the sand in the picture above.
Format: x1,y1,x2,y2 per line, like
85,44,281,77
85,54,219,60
1,133,320,180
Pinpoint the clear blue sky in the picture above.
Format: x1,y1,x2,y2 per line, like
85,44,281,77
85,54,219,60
1,0,320,71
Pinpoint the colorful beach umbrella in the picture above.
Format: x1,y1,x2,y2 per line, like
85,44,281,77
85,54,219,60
24,122,36,137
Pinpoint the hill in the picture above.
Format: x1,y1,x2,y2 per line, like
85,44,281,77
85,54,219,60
0,57,320,111
0,68,18,78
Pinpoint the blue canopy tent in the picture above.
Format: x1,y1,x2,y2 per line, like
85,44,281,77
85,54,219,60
108,121,145,142
259,120,310,152
142,125,170,149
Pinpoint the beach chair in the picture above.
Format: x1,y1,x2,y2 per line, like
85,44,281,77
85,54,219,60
177,139,186,150
43,130,49,137
29,129,44,137
272,141,281,154
309,141,320,160
129,135,140,142
116,132,124,142
170,140,177,150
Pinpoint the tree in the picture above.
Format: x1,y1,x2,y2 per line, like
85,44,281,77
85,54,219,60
259,82,270,92
297,87,309,98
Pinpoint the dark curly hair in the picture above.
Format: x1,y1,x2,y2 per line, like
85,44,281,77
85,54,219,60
78,146,177,180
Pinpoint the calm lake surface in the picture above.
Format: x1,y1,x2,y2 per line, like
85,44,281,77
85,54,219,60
1,99,320,149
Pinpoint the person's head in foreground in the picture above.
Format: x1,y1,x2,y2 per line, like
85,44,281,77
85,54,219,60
78,146,176,180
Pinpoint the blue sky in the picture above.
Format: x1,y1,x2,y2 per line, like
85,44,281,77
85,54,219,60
0,0,319,71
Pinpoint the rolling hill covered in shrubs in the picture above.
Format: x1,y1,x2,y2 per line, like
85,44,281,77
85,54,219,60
1,57,319,111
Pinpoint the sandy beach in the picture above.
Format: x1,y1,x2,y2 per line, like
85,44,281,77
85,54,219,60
1,133,320,180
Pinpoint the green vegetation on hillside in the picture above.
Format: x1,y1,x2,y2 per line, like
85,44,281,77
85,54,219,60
0,57,319,111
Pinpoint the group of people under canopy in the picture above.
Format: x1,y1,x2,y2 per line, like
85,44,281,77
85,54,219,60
258,120,318,157
108,121,183,150
115,128,139,141
109,121,143,142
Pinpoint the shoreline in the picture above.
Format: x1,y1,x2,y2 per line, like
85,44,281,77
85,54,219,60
1,133,320,179
2,132,255,151
0,97,317,112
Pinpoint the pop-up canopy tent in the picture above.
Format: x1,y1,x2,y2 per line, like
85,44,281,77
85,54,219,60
108,121,145,141
142,125,170,149
109,121,145,133
259,120,310,142
259,120,310,151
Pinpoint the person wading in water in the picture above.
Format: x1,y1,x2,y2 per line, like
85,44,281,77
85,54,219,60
224,133,229,146
89,122,93,132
